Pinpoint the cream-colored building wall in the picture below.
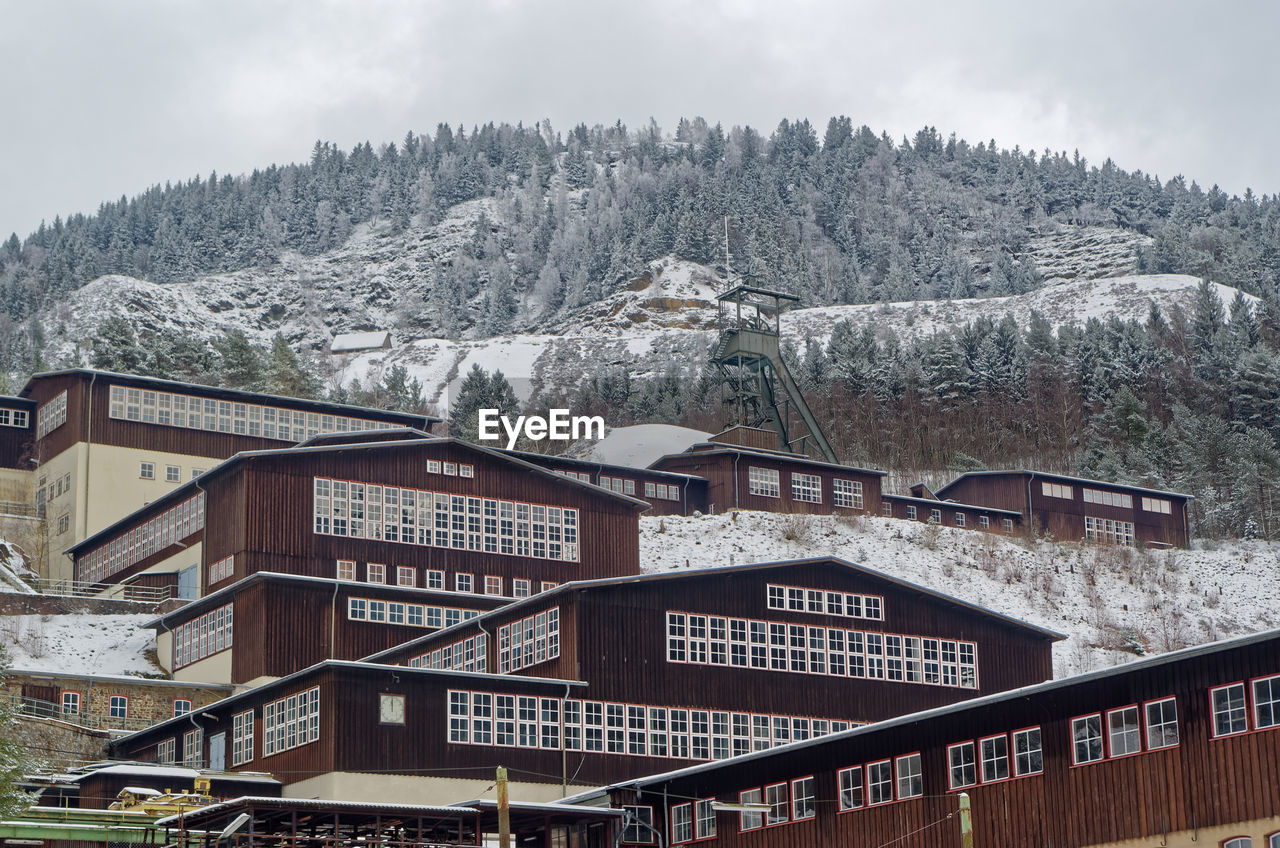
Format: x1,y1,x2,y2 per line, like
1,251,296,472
0,467,32,503
156,630,173,674
37,441,218,582
283,771,596,806
1085,816,1280,848
171,648,233,686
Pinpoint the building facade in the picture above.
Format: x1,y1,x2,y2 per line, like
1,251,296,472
936,470,1192,548
501,449,710,517
591,628,1280,848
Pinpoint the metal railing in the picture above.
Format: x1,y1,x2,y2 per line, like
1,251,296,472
28,578,176,603
5,693,159,732
0,499,39,518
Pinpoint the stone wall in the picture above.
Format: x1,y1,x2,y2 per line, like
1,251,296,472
3,672,233,731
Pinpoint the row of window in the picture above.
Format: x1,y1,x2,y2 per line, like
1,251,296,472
208,555,234,585
1083,487,1133,508
262,687,320,756
744,467,864,509
1041,481,1073,500
645,481,682,501
59,691,182,719
41,471,72,504
347,597,483,628
0,407,28,428
77,492,205,584
666,612,979,689
497,608,560,673
1084,515,1136,546
408,634,489,673
109,384,396,441
765,584,884,620
895,502,1013,531
1211,676,1280,738
232,710,254,766
173,603,233,669
156,728,204,767
1072,697,1179,765
314,478,580,562
36,391,67,439
335,559,556,597
139,461,203,482
1142,496,1173,514
426,459,474,478
445,690,854,760
1221,836,1280,848
948,727,1043,789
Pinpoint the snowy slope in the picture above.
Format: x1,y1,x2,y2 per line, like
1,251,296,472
574,424,712,467
639,512,1280,678
1,613,162,676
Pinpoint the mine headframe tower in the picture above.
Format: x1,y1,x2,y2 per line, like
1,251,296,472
712,284,839,463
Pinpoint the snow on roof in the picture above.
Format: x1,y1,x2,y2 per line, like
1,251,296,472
578,424,711,467
330,331,391,353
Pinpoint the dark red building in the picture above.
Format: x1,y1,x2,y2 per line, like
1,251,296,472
936,470,1192,548
68,434,647,599
588,628,1280,848
501,449,710,516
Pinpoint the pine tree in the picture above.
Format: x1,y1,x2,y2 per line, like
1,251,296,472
215,330,267,391
0,645,34,816
90,316,146,374
267,333,321,399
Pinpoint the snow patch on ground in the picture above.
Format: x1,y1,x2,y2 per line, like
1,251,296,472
1,614,162,677
639,512,1280,679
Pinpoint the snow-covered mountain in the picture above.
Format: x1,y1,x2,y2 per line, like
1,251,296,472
34,205,1255,408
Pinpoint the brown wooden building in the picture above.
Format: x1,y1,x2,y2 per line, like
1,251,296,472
368,557,1060,731
16,368,435,582
42,763,281,810
0,394,34,471
649,445,885,516
587,627,1280,848
148,572,510,686
936,470,1193,548
68,435,646,600
879,493,1023,534
500,449,710,516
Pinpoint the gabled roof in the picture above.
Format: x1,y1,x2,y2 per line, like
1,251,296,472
363,556,1064,663
651,444,887,477
936,469,1192,501
580,626,1280,797
330,330,392,352
501,447,709,483
0,394,36,408
880,492,1023,517
22,368,437,426
68,435,648,555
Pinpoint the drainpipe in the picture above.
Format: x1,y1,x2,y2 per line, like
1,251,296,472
76,372,98,582
732,453,740,510
329,580,340,659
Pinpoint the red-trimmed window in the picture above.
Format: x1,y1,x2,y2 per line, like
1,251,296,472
1072,714,1104,764
669,803,692,844
1211,683,1249,737
1145,697,1179,749
764,782,788,825
739,788,764,830
694,798,716,839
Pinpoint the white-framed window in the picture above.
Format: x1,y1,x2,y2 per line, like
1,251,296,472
1145,697,1179,749
790,776,815,819
156,737,176,764
895,753,922,798
183,728,203,767
0,407,29,428
1253,674,1280,730
426,569,444,589
979,734,1009,782
540,581,558,593
208,555,234,585
108,695,128,718
57,514,69,535
1041,481,1072,499
485,575,503,595
1072,714,1104,763
1085,515,1135,546
1142,496,1173,514
695,798,716,838
1212,683,1249,737
764,781,788,824
443,462,457,476
513,579,531,597
36,391,67,438
734,788,762,830
838,765,863,810
139,462,155,480
173,699,192,717
171,603,234,669
621,806,654,844
748,466,780,498
262,687,320,756
670,803,692,844
880,501,893,516
906,505,917,520
832,478,863,509
1002,518,1014,530
192,468,205,479
165,465,181,482
955,512,966,527
791,473,822,503
366,562,385,583
336,560,355,581
396,566,415,587
1107,706,1141,757
1083,488,1133,508
459,464,474,478
866,760,893,805
232,710,254,765
979,515,990,529
456,573,474,593
929,508,941,524
948,741,976,788
1222,839,1253,848
1013,727,1042,775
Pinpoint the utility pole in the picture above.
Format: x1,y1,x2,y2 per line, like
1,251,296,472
958,792,973,848
497,766,511,848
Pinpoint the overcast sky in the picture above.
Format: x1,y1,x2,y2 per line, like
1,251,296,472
3,0,1277,239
